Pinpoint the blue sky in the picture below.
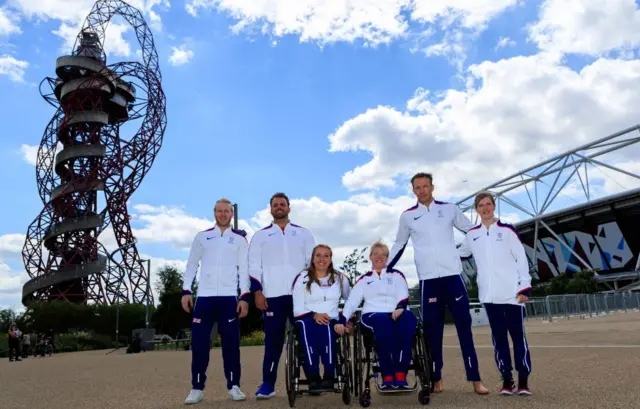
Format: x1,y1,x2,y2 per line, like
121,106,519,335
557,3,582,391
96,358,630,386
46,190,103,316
1,0,640,308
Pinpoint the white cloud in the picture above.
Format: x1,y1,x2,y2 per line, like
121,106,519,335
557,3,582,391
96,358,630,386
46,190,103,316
168,44,194,66
185,0,412,47
129,196,427,285
410,0,519,30
6,0,169,57
0,6,21,37
529,0,640,56
328,54,640,197
0,261,22,308
0,54,28,82
495,36,516,50
185,0,519,65
52,21,132,58
0,234,24,260
19,144,37,166
131,204,216,249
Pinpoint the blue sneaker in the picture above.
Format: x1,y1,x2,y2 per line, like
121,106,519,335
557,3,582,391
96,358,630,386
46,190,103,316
256,382,275,399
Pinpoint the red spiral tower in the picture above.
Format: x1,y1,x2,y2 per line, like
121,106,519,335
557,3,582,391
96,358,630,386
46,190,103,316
21,0,166,306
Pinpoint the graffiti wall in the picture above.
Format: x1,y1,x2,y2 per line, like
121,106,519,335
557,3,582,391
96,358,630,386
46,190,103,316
461,191,640,282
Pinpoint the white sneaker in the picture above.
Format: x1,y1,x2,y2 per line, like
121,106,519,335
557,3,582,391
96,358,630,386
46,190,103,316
184,389,204,405
228,385,246,401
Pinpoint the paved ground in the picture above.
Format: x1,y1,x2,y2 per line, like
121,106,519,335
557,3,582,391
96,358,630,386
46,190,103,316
2,311,640,409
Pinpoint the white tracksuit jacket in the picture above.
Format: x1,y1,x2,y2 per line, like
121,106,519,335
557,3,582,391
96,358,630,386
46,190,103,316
388,199,476,280
292,271,352,320
457,219,532,305
182,225,250,301
340,269,410,323
248,221,316,298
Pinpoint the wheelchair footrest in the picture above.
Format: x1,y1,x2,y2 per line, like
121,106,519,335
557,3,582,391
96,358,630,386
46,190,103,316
376,387,417,395
302,387,338,395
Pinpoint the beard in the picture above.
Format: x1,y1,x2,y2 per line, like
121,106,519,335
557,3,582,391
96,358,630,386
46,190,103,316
215,218,231,227
271,210,288,221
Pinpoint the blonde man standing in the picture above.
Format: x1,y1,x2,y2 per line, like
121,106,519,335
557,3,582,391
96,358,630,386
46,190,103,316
181,198,250,404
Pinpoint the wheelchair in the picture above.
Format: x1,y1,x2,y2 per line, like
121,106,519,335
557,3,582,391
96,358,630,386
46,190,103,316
285,321,354,408
351,309,434,407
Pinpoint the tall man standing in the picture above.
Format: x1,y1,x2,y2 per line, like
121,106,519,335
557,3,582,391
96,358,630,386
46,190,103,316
249,192,316,399
387,173,489,394
181,198,251,405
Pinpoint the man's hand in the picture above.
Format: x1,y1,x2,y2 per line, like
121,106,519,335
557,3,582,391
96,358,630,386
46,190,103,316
181,294,194,313
517,294,529,304
391,308,404,320
254,291,268,311
237,300,249,318
314,313,330,325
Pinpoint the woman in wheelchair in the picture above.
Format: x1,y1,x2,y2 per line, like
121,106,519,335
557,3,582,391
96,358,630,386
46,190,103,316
335,241,417,390
292,244,352,392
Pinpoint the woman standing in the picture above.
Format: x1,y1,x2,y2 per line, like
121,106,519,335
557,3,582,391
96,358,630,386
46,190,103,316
458,191,533,396
292,244,352,392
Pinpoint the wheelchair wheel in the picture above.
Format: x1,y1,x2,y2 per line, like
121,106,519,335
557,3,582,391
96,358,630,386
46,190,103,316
340,334,352,405
413,322,433,405
353,326,363,398
285,327,298,407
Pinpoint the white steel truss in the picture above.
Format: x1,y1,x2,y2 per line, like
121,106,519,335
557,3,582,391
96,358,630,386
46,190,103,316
455,124,640,288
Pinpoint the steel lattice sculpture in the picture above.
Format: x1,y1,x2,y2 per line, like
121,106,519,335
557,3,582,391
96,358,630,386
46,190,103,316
21,0,166,306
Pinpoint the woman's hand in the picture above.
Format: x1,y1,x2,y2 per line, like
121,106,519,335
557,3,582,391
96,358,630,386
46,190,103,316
391,308,404,320
334,323,348,335
313,312,330,325
345,321,354,333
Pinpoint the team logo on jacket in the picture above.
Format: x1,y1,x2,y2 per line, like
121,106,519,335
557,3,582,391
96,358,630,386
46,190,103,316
386,276,393,285
291,230,297,236
497,232,503,241
228,236,235,244
438,210,443,217
193,318,201,324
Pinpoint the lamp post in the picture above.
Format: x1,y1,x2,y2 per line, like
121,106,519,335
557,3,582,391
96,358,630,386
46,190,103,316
104,238,137,355
233,203,238,230
137,257,152,329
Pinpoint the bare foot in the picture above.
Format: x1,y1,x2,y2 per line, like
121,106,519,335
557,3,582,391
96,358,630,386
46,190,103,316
434,379,444,393
473,381,489,395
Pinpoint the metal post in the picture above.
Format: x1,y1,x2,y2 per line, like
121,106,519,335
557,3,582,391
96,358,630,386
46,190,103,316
105,239,138,355
233,203,239,230
146,258,151,328
138,258,152,329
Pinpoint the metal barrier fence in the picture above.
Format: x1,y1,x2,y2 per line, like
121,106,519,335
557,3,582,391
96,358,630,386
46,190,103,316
409,290,640,323
522,292,640,322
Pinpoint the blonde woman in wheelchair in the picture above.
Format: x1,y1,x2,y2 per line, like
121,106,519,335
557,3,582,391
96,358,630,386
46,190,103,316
335,241,417,391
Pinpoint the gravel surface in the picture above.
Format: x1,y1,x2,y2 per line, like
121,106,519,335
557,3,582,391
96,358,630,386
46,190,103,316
2,311,639,409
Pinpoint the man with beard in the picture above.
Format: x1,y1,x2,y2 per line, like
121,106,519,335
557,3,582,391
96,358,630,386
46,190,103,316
249,192,316,399
181,198,250,405
387,173,489,395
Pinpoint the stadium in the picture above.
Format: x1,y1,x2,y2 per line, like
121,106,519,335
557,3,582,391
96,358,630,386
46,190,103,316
458,125,640,295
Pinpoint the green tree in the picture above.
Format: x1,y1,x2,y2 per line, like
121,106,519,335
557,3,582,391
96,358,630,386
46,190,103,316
152,264,192,337
341,247,369,283
0,308,27,333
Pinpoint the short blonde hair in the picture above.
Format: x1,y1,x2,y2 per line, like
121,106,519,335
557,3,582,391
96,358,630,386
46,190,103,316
369,241,389,257
214,198,233,210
